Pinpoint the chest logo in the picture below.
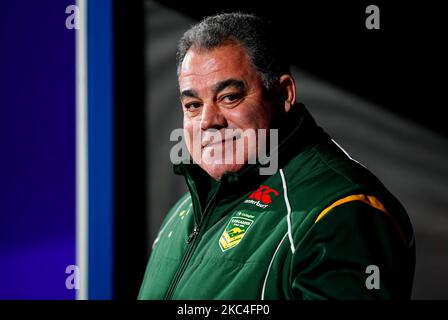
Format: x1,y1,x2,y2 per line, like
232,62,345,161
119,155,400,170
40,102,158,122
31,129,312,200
244,185,279,208
219,211,255,251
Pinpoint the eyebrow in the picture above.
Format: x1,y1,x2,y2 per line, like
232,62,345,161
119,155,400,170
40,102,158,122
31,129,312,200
180,89,199,100
180,79,246,101
212,79,246,95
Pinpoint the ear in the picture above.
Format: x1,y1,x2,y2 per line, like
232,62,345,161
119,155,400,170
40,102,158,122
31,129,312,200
278,74,296,113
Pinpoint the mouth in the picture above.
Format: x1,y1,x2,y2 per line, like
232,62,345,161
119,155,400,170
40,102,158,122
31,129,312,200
202,135,242,149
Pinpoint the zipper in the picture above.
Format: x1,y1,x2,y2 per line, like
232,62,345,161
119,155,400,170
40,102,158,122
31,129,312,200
164,178,223,300
187,226,200,244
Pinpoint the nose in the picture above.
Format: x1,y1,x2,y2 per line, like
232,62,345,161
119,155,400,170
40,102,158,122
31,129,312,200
200,102,227,130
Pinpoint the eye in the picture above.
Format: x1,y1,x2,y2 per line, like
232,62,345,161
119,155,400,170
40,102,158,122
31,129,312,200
221,93,242,104
184,102,202,110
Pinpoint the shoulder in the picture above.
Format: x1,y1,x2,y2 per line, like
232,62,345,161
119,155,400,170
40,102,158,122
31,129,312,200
286,137,382,191
171,192,192,211
280,137,413,242
285,135,393,201
160,192,192,228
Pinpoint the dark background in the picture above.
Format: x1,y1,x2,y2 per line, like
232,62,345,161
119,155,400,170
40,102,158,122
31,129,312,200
157,0,447,138
114,0,448,299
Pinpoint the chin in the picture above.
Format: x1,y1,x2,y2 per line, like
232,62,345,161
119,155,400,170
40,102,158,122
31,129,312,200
201,163,246,181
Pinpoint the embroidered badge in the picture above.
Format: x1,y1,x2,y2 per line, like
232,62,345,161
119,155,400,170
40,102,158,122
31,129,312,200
219,211,256,251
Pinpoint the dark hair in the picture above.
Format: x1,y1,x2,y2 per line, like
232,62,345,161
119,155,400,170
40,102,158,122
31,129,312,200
176,12,290,91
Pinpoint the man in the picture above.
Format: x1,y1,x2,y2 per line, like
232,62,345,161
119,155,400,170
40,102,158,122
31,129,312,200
139,12,415,299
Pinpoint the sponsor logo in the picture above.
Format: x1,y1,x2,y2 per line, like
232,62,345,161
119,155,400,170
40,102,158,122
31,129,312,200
243,185,279,208
219,211,255,251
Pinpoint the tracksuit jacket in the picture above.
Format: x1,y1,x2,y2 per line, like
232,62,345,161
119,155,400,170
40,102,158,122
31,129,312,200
138,103,415,300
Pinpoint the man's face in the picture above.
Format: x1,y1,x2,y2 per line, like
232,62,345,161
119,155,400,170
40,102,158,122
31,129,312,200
179,43,278,180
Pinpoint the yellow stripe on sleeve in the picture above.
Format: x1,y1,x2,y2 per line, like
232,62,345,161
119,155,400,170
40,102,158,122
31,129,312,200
315,194,388,223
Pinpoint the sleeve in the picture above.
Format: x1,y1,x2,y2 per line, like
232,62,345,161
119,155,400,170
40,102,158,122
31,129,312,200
290,200,415,300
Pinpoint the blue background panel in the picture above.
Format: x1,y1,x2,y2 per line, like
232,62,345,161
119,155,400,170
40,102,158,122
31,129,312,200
87,0,114,300
0,0,76,299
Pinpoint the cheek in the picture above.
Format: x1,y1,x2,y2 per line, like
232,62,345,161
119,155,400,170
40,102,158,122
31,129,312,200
183,119,195,147
183,119,202,158
229,102,274,130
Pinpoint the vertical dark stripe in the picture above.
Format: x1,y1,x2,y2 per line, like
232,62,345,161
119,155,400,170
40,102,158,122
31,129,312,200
113,0,148,299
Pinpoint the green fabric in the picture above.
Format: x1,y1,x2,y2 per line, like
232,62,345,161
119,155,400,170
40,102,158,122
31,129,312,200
138,103,415,300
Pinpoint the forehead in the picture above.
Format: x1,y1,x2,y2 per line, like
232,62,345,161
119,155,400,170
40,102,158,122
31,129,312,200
179,44,259,91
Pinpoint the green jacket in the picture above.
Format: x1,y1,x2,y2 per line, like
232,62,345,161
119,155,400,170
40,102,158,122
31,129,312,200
139,103,415,300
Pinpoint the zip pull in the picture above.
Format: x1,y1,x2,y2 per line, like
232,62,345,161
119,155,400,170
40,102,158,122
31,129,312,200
187,227,200,244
